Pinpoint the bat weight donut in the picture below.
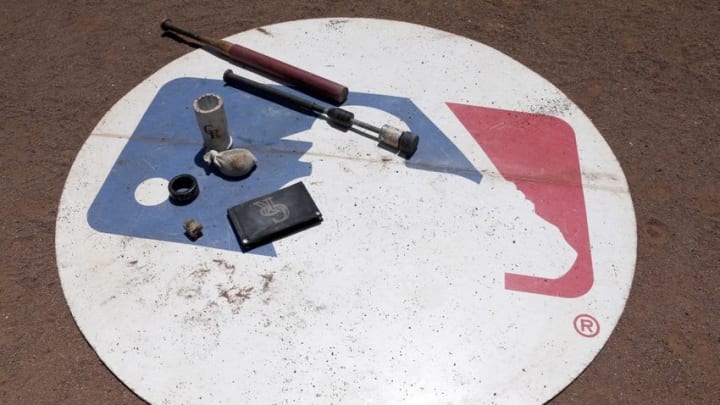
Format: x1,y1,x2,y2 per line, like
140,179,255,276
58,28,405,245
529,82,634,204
168,174,199,205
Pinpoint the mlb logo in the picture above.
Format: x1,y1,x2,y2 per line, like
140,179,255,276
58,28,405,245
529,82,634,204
88,77,592,298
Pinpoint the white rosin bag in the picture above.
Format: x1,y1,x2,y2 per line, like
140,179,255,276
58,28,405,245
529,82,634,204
203,148,257,178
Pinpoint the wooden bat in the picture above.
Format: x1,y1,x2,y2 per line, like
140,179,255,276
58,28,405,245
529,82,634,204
161,19,348,105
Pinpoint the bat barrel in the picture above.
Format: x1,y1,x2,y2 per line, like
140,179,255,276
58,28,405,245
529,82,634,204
162,19,349,105
225,44,348,105
223,69,326,115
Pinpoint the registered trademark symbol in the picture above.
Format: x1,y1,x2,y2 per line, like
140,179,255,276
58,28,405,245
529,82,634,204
573,314,600,337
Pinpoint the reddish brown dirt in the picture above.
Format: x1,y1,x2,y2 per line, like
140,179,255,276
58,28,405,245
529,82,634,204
1,1,718,404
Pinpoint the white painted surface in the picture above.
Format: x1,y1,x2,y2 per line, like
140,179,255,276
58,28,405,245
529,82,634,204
56,18,636,404
134,177,169,206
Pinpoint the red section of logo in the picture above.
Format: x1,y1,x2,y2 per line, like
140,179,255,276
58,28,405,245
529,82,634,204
447,103,593,298
573,314,600,337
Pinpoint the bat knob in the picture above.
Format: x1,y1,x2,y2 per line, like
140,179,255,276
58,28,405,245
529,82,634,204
398,131,419,159
160,19,173,31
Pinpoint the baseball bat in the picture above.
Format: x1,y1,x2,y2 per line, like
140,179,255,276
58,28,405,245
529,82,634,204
161,19,349,105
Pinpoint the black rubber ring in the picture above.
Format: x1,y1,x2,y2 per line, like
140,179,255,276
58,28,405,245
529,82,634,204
168,174,199,205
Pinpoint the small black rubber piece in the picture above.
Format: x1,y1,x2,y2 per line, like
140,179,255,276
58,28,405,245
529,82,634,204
326,108,354,130
398,131,420,159
168,174,199,205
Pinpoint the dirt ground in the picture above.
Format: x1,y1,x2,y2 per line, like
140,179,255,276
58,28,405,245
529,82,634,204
1,1,718,404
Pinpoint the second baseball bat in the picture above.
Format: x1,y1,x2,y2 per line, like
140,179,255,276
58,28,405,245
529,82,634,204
161,19,348,105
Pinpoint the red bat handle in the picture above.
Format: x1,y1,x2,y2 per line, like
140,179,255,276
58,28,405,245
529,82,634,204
227,44,348,105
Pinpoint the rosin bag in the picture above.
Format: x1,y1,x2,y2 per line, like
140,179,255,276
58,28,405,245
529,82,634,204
227,182,323,251
204,148,257,178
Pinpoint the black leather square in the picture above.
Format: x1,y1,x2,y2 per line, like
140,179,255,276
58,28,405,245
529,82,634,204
227,182,323,251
